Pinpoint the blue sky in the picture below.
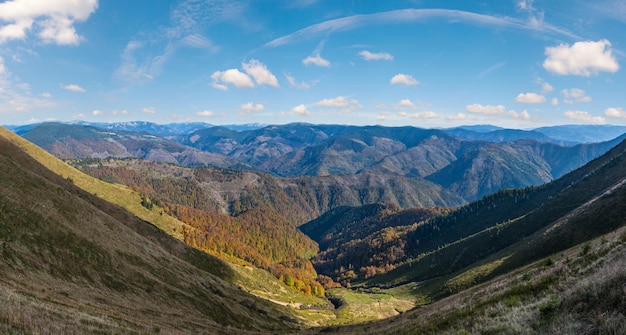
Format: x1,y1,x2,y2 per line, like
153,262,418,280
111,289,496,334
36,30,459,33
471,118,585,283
0,0,625,128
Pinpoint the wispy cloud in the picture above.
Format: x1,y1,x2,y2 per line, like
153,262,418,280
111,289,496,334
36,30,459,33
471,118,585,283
115,40,176,82
285,73,317,89
265,8,576,47
561,88,592,103
302,40,330,67
476,61,506,79
359,50,393,61
0,56,57,115
62,84,86,92
115,0,244,83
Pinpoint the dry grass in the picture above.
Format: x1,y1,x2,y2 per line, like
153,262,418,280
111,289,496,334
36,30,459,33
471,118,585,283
294,227,626,334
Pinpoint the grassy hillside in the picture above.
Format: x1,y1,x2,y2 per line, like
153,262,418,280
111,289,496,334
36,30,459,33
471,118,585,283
0,127,302,333
0,127,189,240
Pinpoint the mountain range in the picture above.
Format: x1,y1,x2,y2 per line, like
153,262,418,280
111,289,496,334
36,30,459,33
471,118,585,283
16,122,626,202
1,122,626,333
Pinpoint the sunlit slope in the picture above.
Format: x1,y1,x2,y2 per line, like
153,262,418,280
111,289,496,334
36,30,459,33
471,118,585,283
0,126,187,239
0,126,306,333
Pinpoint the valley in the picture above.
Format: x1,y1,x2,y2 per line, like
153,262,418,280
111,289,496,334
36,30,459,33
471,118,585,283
1,122,626,334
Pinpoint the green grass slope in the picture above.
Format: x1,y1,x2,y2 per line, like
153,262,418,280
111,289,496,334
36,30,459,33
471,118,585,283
0,127,303,333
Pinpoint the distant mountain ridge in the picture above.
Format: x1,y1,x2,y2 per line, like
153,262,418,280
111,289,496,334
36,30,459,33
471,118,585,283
17,121,626,203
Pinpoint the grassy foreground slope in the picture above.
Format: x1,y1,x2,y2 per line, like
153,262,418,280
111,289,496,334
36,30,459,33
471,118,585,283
0,126,302,333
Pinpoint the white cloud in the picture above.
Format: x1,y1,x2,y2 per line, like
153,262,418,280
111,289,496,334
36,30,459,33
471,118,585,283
0,0,98,45
62,84,86,92
196,110,215,117
564,110,605,124
92,109,104,116
242,59,279,87
359,50,393,61
543,39,619,76
551,98,559,106
211,60,278,90
292,104,309,116
377,112,390,121
605,107,626,118
515,92,546,104
446,113,467,121
315,96,354,107
508,110,531,120
302,54,330,67
111,109,130,115
314,96,360,113
390,74,419,86
211,69,254,89
561,88,592,103
397,99,417,109
142,107,156,114
239,102,264,114
408,111,438,119
41,92,52,98
466,104,505,115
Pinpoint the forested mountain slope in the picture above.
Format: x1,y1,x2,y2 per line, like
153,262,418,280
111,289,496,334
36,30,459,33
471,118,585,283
0,127,301,334
363,135,626,291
